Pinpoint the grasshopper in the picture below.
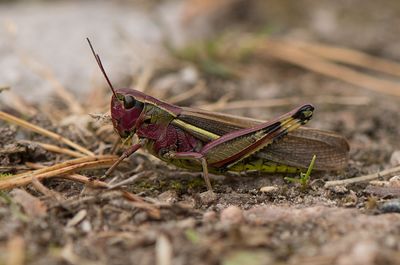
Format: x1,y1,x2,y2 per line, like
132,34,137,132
87,39,349,191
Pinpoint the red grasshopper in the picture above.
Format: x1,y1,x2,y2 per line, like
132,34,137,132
87,39,349,190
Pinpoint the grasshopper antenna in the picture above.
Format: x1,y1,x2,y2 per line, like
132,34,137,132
86,38,118,99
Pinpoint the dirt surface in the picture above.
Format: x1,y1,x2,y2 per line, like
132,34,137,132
1,1,400,265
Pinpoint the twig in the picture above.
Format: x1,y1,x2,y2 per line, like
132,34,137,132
62,187,160,218
19,140,86,158
0,155,118,190
62,174,109,189
0,165,30,172
134,65,154,92
1,91,38,116
166,80,204,104
206,90,235,109
31,177,64,201
20,56,84,114
324,165,400,187
25,163,160,218
7,236,25,265
107,171,152,190
156,234,173,265
292,40,400,78
259,39,400,97
0,111,94,156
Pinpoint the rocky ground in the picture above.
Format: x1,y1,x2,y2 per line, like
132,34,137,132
1,1,400,265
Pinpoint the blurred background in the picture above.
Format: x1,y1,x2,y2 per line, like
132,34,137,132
1,0,400,103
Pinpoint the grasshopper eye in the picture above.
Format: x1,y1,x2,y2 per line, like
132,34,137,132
123,95,144,110
123,95,136,109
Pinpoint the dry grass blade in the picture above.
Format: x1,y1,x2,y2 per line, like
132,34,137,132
20,57,84,114
31,177,64,201
0,86,10,93
156,234,173,265
198,96,370,111
107,171,152,189
1,91,38,116
134,65,154,92
259,39,400,97
23,163,161,218
61,243,102,265
325,165,400,187
166,81,205,104
0,155,118,190
0,111,94,156
62,174,109,188
19,140,86,158
292,40,400,78
120,191,160,218
7,236,25,265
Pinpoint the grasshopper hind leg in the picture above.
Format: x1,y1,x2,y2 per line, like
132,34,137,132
164,151,213,191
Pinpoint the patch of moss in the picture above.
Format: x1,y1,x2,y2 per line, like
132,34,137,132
0,173,13,179
187,177,206,190
170,180,184,192
185,228,200,244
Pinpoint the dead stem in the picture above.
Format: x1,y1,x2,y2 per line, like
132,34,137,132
31,177,64,201
166,80,205,104
107,171,153,190
259,39,400,97
292,40,400,78
1,91,37,116
0,155,118,190
25,163,159,217
20,56,84,114
61,188,160,218
324,165,400,187
0,165,30,172
134,65,154,92
62,174,109,189
20,140,86,158
0,111,94,156
7,236,25,265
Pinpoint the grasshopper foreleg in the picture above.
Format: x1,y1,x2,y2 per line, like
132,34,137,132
104,139,147,177
164,151,212,191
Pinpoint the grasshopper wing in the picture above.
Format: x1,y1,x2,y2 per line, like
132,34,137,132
177,107,349,171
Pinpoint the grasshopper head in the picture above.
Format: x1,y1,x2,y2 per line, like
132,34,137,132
87,38,147,138
110,89,147,138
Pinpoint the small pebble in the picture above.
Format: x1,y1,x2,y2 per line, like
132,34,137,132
329,185,348,194
260,186,279,193
379,199,400,213
180,66,198,85
80,220,92,232
66,209,87,227
389,175,400,188
199,190,217,205
158,190,178,204
390,150,400,166
343,190,358,207
220,206,243,225
369,180,388,187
